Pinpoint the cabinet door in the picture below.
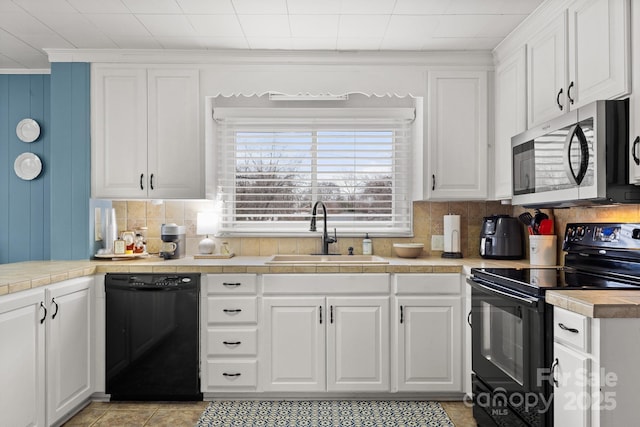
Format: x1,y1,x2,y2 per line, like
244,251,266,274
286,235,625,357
553,343,590,427
0,289,46,427
396,296,462,392
428,71,488,200
262,297,325,392
527,12,567,128
92,67,148,198
46,278,93,425
567,0,630,109
147,69,202,199
494,47,527,200
327,297,389,392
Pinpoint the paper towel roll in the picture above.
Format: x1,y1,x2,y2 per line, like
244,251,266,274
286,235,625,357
444,214,461,253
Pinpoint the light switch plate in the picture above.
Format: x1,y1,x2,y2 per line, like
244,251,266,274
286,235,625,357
431,235,444,251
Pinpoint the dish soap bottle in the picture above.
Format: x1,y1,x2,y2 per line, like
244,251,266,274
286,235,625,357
363,233,372,255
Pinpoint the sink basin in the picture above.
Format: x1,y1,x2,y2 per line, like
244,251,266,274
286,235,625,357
266,254,389,264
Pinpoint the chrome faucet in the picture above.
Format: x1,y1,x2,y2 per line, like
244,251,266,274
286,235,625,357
309,201,337,255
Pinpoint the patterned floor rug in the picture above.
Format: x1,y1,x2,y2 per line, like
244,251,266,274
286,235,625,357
196,400,454,426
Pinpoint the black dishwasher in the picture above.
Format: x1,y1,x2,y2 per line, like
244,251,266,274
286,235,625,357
105,273,202,401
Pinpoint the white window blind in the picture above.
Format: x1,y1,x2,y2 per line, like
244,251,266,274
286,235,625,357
214,107,414,236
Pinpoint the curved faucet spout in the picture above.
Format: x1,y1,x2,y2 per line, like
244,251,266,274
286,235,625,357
309,201,337,255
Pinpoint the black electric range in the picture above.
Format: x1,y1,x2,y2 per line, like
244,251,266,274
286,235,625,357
468,222,640,427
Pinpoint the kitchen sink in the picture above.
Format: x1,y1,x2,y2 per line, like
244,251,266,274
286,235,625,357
266,254,389,264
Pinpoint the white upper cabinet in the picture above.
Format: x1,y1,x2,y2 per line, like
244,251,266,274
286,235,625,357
527,12,568,127
567,0,630,109
527,0,630,128
147,69,202,199
427,70,488,200
92,66,202,199
493,47,527,200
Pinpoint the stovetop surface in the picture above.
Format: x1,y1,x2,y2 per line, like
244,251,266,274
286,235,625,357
471,222,640,297
471,267,640,297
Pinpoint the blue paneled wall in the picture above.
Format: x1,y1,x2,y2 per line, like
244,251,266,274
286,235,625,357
50,63,91,260
0,63,90,264
0,74,51,263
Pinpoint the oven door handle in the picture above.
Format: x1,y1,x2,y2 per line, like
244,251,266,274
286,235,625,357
470,280,538,307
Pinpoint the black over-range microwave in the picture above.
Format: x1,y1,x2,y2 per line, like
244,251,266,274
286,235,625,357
511,98,640,207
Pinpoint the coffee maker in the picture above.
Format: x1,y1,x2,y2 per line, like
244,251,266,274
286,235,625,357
160,223,186,259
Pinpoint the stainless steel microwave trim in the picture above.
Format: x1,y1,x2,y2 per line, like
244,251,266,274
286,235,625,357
511,99,639,207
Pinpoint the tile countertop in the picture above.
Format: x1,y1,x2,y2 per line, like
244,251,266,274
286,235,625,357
7,258,640,318
0,255,532,296
546,290,640,319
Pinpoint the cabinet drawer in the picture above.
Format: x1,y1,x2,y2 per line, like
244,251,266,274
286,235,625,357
394,273,461,294
553,307,589,352
207,360,257,388
207,328,257,356
206,274,257,294
208,297,257,324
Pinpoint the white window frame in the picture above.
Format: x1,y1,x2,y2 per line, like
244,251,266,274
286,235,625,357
213,106,416,237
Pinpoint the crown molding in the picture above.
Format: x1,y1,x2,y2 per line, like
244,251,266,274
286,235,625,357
45,48,494,68
0,68,50,74
493,0,570,63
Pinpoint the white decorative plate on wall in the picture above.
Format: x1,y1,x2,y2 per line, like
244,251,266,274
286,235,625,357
16,118,40,143
14,152,42,180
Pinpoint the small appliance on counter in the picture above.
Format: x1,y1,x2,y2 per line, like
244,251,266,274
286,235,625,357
160,223,186,259
479,214,523,259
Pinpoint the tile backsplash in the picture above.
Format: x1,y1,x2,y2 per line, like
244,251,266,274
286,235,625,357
112,200,640,260
112,200,513,258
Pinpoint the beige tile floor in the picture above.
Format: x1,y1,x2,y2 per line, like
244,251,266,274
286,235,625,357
63,400,476,427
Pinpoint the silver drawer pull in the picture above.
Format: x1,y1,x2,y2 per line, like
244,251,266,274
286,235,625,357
223,309,242,313
223,282,241,287
223,372,241,377
558,323,579,334
223,341,242,346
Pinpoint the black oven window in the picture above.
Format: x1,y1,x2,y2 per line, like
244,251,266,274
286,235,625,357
480,301,524,385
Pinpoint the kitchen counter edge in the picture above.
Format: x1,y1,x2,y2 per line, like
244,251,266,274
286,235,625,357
0,256,529,296
546,289,640,319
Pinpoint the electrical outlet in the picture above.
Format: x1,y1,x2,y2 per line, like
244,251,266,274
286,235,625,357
431,235,444,251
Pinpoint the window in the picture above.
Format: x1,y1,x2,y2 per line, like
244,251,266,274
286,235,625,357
213,105,415,236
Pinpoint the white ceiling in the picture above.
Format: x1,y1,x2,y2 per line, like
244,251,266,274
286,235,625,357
0,0,544,69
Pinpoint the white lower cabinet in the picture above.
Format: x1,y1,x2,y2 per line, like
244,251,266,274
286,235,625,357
262,297,326,392
327,297,390,392
552,306,640,426
0,288,46,427
0,277,94,427
202,274,259,392
46,278,94,425
262,274,390,393
262,295,390,393
393,274,463,393
553,343,590,427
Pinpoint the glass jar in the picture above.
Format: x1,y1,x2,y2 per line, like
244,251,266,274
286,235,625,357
133,233,145,254
121,230,135,254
